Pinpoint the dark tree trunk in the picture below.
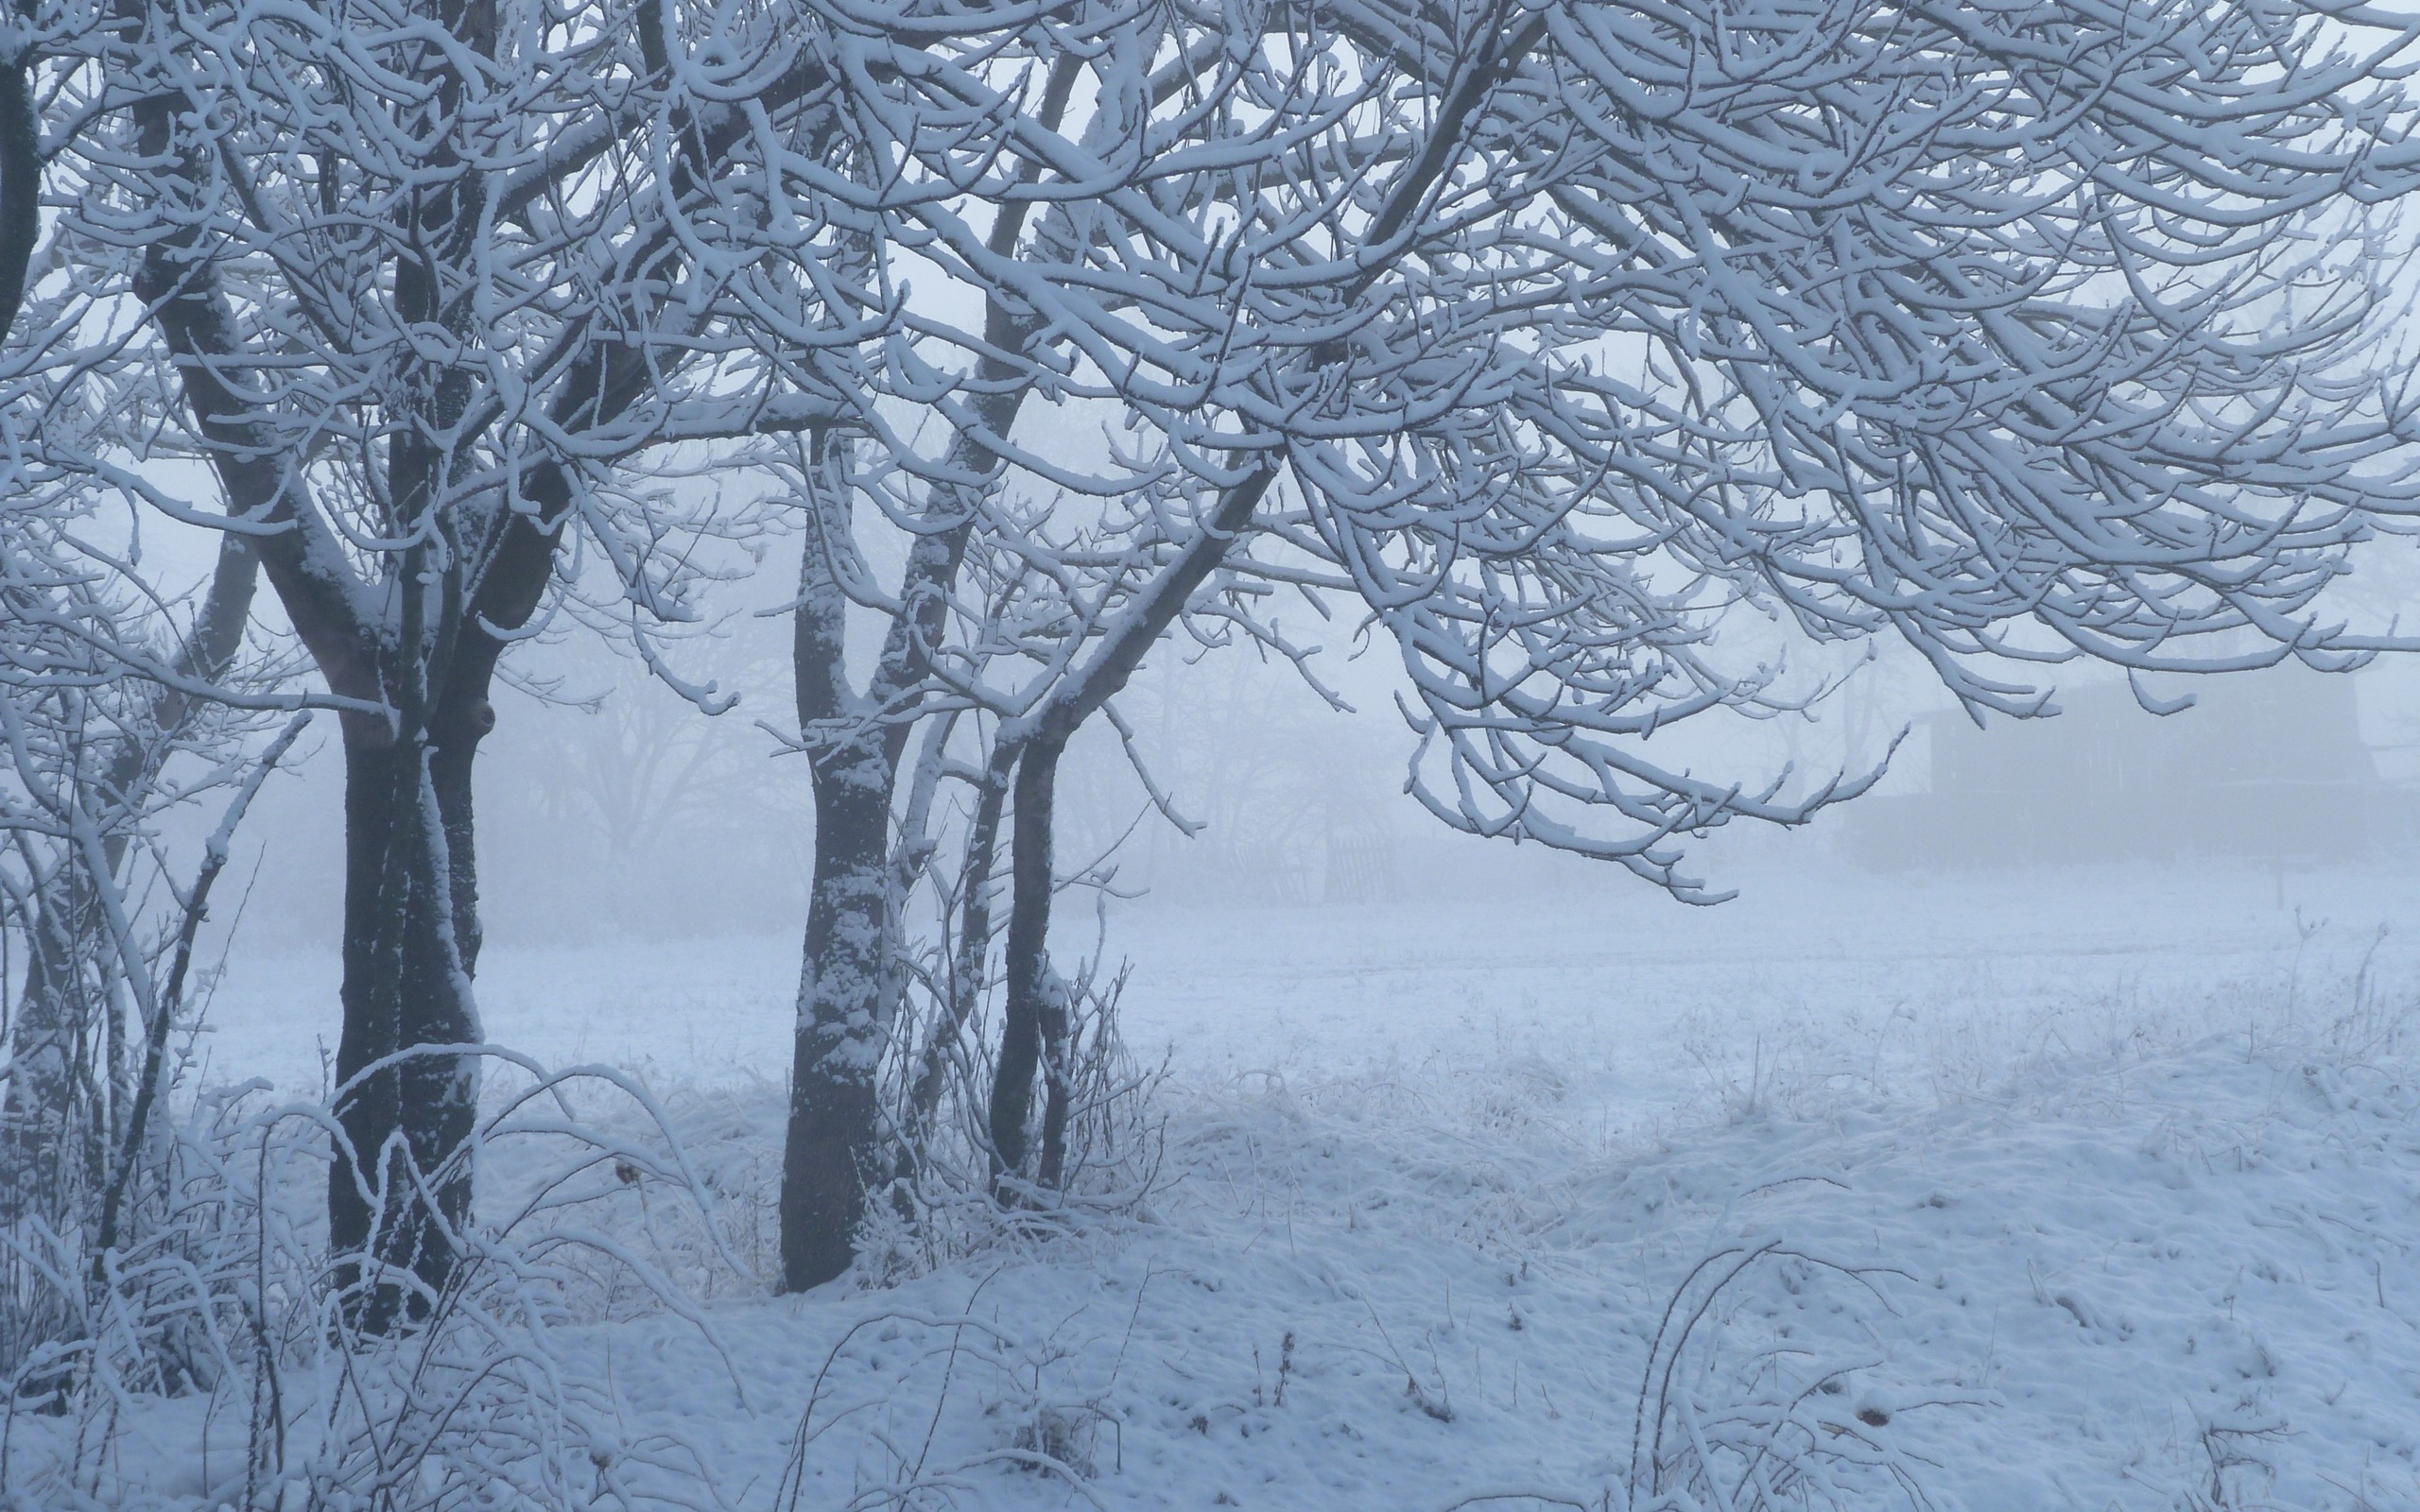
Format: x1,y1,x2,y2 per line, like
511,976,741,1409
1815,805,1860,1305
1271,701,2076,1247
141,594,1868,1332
982,466,1276,1197
777,55,1087,1285
428,699,488,978
0,883,100,1221
987,739,1063,1189
781,738,897,1290
0,48,39,343
780,430,885,1293
327,704,486,1331
1036,976,1073,1193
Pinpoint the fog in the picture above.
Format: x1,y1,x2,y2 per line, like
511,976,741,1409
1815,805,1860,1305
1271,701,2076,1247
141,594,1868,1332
73,393,2420,1512
31,258,2420,1512
201,535,2420,968
24,4,2420,1503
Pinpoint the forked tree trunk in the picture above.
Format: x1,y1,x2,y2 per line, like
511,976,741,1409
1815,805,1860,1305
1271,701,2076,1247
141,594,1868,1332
778,56,1084,1288
327,698,489,1329
779,411,995,1291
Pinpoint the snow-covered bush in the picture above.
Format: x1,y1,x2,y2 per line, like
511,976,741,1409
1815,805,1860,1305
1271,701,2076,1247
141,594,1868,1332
770,1299,1134,1512
0,1054,740,1510
862,955,1171,1285
0,699,300,1408
1625,1242,1949,1512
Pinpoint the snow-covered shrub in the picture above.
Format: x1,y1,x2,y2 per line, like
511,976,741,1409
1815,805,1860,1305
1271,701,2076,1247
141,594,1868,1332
1625,1242,1950,1512
770,1289,1143,1511
1,1079,269,1469
859,954,1170,1285
0,1052,739,1510
596,1075,789,1298
0,677,283,1389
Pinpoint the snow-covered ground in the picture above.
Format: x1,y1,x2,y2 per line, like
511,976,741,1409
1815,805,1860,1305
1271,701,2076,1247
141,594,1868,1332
204,855,2411,1103
77,861,2420,1507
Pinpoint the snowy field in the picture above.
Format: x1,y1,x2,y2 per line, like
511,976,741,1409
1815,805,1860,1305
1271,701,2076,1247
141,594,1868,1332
92,860,2420,1508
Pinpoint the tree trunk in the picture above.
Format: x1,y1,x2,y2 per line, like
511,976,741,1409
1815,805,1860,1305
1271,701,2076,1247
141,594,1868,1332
781,738,895,1290
327,711,484,1332
0,888,98,1222
778,56,1083,1283
1036,973,1073,1193
981,466,1277,1197
987,738,1063,1191
0,47,40,342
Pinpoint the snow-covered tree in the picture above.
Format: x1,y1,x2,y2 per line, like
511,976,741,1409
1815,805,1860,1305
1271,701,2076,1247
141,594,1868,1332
772,0,2420,1282
47,0,860,1322
13,0,2419,1305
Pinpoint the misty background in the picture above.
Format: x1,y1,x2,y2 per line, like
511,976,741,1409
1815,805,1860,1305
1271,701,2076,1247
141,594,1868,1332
200,523,2420,958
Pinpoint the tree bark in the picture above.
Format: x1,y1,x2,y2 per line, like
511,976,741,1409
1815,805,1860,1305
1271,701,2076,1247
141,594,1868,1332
327,706,486,1328
1036,969,1073,1192
987,737,1063,1190
0,52,38,345
982,465,1278,1195
779,424,921,1291
782,736,895,1289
